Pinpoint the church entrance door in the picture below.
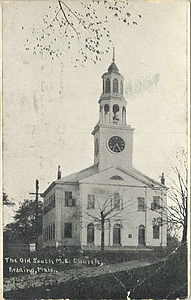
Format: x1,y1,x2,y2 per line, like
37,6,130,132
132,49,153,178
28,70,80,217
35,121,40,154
87,223,94,244
113,224,121,245
138,225,145,245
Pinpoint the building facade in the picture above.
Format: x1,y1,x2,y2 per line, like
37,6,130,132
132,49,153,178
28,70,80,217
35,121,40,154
42,57,167,250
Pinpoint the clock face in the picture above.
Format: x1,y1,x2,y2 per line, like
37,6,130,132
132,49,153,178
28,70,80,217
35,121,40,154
95,138,99,156
108,136,125,153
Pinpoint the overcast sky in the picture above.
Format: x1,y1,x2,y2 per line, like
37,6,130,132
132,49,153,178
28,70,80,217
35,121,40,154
3,0,188,224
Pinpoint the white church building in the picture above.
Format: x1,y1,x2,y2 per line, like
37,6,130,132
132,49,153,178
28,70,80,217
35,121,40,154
42,56,167,250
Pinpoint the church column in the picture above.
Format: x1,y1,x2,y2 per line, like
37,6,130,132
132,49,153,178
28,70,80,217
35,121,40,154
122,107,126,125
119,104,123,125
109,104,113,124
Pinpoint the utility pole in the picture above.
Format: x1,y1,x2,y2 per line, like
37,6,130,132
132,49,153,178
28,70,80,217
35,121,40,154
29,179,42,251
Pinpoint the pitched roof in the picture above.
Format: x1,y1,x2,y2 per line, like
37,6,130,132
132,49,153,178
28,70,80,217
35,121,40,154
131,167,166,188
43,163,166,197
56,163,98,183
42,164,98,196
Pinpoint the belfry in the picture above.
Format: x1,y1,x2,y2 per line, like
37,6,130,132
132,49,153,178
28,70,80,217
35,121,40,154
92,48,134,172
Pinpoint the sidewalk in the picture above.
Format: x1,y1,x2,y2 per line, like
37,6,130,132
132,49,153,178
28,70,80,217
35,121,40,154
4,259,160,292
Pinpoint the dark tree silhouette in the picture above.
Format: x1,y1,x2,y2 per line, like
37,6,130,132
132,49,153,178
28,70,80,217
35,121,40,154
3,199,43,244
24,0,141,66
3,192,15,207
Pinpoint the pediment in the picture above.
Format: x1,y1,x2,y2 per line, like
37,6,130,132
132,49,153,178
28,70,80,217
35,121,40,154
79,165,158,187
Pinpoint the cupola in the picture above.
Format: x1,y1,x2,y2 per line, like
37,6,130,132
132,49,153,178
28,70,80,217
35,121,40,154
98,48,127,126
101,48,124,99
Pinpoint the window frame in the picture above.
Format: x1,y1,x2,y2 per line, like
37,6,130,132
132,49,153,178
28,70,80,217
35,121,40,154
65,191,76,207
151,196,160,210
138,197,146,211
114,193,120,210
87,194,95,209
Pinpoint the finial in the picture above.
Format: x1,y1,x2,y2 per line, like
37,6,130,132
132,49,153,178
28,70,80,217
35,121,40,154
57,165,61,179
112,47,115,63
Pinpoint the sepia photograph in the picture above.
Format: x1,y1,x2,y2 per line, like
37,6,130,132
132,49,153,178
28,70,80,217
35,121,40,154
2,0,189,299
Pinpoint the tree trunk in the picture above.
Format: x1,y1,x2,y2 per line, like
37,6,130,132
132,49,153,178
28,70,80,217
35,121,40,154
101,212,105,252
181,218,187,243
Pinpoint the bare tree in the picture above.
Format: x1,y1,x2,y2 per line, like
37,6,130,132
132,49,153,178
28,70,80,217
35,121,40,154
25,0,141,66
153,148,188,244
167,149,188,243
84,190,133,252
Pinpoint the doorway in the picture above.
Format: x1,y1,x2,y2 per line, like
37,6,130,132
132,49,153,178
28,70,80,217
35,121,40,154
138,225,145,245
113,224,121,245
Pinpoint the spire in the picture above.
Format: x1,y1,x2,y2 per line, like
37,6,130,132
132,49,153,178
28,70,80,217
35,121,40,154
113,47,115,63
107,47,119,73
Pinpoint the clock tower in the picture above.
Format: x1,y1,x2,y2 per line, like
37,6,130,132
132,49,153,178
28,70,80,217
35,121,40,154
92,50,135,172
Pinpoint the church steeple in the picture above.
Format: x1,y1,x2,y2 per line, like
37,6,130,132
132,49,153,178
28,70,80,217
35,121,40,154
92,51,134,172
99,51,127,126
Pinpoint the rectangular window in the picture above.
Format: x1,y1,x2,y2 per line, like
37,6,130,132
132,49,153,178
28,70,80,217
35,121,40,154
50,225,52,240
138,197,146,211
53,223,55,239
151,196,160,210
87,194,95,209
64,223,72,238
114,193,120,210
65,191,76,206
48,226,50,241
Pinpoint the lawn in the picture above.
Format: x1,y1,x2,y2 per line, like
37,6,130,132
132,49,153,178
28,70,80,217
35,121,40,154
4,244,187,300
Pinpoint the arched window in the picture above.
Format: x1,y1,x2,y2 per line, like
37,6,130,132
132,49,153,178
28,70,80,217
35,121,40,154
110,175,124,180
113,78,118,93
113,104,119,121
87,223,94,244
138,225,145,245
113,224,121,245
104,104,109,114
105,78,110,93
153,225,160,239
114,193,120,210
120,81,123,94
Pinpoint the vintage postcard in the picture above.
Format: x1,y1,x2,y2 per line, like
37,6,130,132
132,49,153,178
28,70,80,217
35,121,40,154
2,0,189,299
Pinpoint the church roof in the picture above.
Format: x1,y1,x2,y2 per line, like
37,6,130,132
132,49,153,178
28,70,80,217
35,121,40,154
56,163,98,183
42,164,99,196
131,167,166,188
43,164,166,197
